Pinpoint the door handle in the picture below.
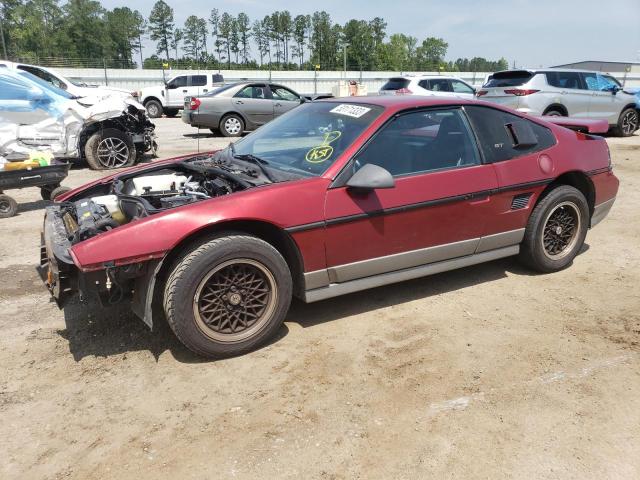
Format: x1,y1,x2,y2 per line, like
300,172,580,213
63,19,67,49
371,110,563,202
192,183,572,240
182,89,188,93
203,89,208,92
275,102,282,107
234,100,244,104
560,91,568,95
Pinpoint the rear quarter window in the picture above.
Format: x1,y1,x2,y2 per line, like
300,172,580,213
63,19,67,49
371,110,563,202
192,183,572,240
381,78,410,91
190,75,207,87
465,105,556,163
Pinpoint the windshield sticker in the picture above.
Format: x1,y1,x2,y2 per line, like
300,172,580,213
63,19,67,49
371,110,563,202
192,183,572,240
306,145,334,163
304,130,342,164
322,130,342,144
330,104,371,118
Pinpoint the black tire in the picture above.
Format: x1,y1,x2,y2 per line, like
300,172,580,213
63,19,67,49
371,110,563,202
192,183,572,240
163,235,292,358
613,108,639,137
50,186,71,201
543,108,565,117
84,128,136,170
145,99,163,118
40,184,60,201
0,194,18,218
209,127,218,136
164,108,179,118
519,185,589,273
219,114,244,137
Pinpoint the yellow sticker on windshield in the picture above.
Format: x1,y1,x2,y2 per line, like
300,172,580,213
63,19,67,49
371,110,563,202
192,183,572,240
305,131,341,163
306,145,334,163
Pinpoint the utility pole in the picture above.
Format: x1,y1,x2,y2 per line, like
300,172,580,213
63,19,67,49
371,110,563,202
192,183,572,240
0,14,8,60
343,44,349,80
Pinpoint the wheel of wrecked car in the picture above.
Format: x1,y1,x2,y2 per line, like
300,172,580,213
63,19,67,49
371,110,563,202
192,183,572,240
163,235,292,358
615,108,639,137
145,100,163,118
0,194,18,219
50,186,71,201
220,114,244,137
40,184,59,201
84,128,136,170
519,185,589,273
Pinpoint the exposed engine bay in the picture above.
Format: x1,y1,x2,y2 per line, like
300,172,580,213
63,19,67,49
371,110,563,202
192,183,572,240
55,154,273,245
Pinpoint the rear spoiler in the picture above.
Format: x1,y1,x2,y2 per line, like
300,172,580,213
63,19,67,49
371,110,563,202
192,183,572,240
537,116,609,134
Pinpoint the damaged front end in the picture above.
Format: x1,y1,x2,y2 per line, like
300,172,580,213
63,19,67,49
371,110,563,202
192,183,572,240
39,154,260,326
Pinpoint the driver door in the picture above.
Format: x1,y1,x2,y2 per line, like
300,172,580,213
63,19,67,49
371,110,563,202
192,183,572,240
165,75,188,107
270,85,302,117
323,107,499,283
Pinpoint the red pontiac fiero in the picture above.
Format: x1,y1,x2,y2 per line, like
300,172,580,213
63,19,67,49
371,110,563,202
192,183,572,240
40,97,619,357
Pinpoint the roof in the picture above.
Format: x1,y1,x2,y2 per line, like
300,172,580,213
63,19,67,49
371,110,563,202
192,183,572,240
319,95,477,111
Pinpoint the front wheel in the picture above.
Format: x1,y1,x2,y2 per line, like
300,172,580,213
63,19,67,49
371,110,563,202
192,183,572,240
84,128,136,170
519,185,589,273
145,100,163,118
614,108,639,137
163,235,292,358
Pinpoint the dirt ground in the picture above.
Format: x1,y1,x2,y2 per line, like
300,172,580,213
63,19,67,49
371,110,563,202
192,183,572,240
1,119,639,480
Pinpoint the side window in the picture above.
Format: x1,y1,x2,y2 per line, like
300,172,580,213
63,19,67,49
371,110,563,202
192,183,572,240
465,106,556,163
354,108,480,177
190,75,207,87
271,86,299,101
428,79,452,92
589,73,619,91
546,71,582,90
18,65,66,89
602,74,621,88
235,85,267,99
451,80,474,94
582,72,612,91
167,76,187,89
418,79,430,90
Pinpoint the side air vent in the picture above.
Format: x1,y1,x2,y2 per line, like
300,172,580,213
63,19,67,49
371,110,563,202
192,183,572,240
511,193,532,210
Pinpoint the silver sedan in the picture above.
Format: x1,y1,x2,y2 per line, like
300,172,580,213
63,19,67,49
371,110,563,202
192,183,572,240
182,82,304,136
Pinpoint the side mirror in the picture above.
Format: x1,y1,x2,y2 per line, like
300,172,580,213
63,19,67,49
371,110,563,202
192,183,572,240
300,97,307,104
346,163,395,190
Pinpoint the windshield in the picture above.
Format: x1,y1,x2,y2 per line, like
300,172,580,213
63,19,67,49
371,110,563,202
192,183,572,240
232,101,384,176
17,70,75,99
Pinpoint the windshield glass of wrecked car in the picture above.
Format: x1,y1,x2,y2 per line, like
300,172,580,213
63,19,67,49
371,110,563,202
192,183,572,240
232,102,383,175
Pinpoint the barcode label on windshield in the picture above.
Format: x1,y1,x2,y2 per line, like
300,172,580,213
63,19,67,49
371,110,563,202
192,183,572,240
330,104,371,118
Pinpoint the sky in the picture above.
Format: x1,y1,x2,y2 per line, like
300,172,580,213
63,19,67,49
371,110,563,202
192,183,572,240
101,0,640,68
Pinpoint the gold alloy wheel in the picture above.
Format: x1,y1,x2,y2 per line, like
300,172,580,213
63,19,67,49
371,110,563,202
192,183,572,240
192,259,278,342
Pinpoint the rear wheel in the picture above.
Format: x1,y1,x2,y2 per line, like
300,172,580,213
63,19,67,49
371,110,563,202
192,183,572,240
613,108,639,137
163,235,292,358
519,185,589,272
543,108,565,117
164,108,179,118
145,100,163,118
0,194,18,218
84,128,136,170
220,114,244,137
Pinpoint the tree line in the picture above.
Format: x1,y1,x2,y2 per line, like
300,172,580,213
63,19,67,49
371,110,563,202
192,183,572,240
0,0,509,72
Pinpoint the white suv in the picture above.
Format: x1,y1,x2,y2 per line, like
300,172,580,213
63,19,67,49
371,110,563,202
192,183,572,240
0,61,134,100
379,75,476,99
138,73,224,118
477,69,639,137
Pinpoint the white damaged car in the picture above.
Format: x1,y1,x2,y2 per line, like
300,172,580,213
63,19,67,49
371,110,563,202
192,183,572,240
0,69,156,170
